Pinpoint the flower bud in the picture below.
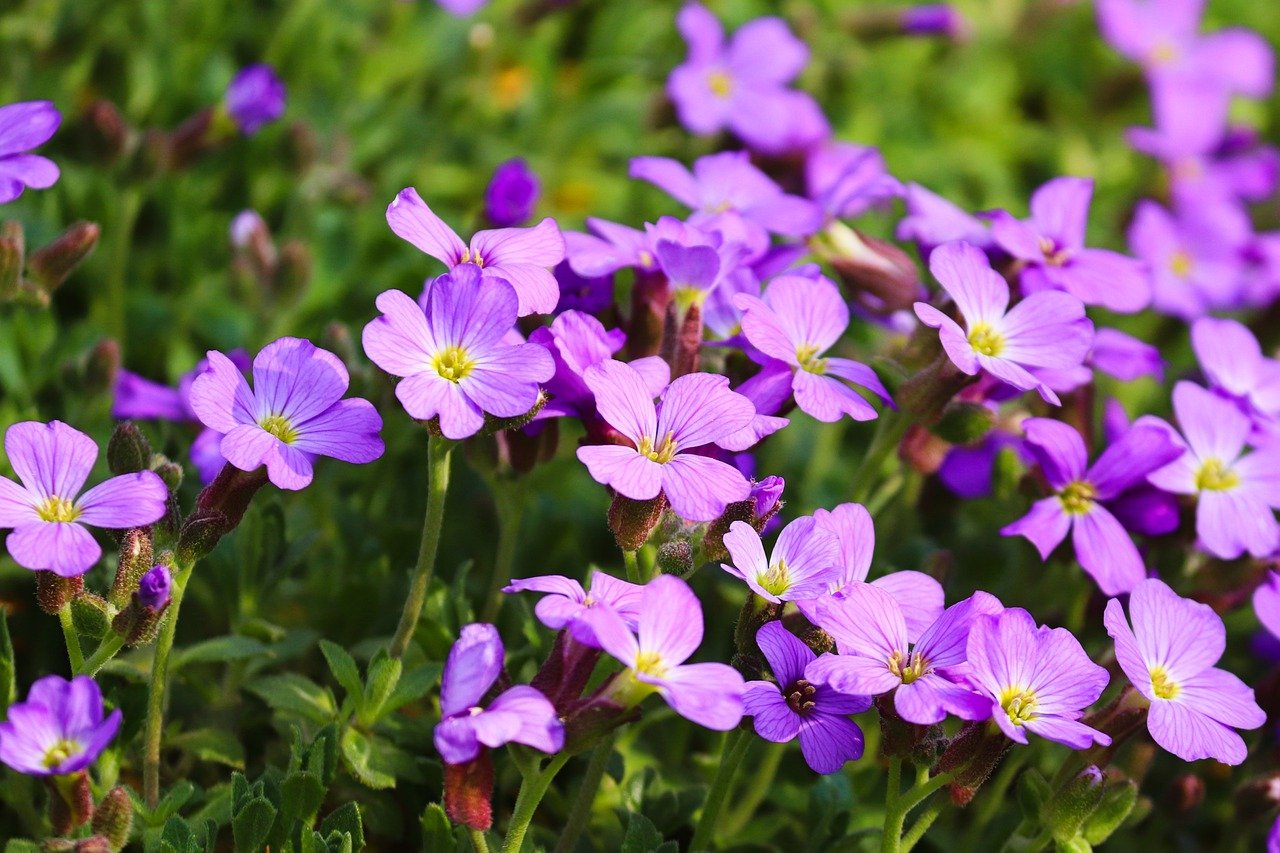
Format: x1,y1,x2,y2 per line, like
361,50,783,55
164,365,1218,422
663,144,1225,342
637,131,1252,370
83,100,130,164
107,422,153,476
194,464,270,533
112,565,172,647
936,721,1011,806
484,158,540,228
1082,777,1138,845
930,401,995,445
901,5,972,41
137,565,172,610
176,509,230,567
897,353,979,426
703,477,785,562
26,222,100,298
90,786,133,853
71,594,111,645
531,631,603,714
36,571,84,615
151,456,184,492
607,493,667,552
812,222,922,314
83,340,121,397
1233,772,1280,820
72,838,112,853
47,771,94,834
561,692,639,754
320,322,359,370
443,752,494,831
1043,766,1104,842
656,539,694,577
0,220,24,302
662,299,703,379
877,694,943,765
167,108,214,170
109,528,154,608
1168,773,1204,815
625,269,670,360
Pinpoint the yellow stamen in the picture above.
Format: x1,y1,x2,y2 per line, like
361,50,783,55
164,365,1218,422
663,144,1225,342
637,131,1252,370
42,739,80,769
1195,458,1240,492
796,344,828,375
999,685,1038,725
1039,237,1070,267
1059,481,1096,516
1149,40,1179,66
432,346,476,383
634,650,668,679
757,560,790,597
1169,250,1194,278
259,414,299,444
1149,666,1180,700
36,495,80,524
460,248,485,268
638,434,678,464
888,650,929,684
967,322,1005,357
708,70,733,99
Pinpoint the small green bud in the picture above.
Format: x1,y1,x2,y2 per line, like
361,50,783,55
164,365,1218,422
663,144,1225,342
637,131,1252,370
70,594,112,645
1044,766,1105,842
150,455,184,491
931,401,996,445
358,651,403,725
106,422,152,476
90,786,133,852
1082,777,1138,845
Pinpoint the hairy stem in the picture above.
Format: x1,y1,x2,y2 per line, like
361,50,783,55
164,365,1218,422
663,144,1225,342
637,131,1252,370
389,435,454,658
882,766,960,853
501,753,571,853
143,561,194,807
482,477,526,623
468,828,490,853
623,549,641,583
553,731,619,853
689,728,752,852
80,632,127,677
57,604,84,674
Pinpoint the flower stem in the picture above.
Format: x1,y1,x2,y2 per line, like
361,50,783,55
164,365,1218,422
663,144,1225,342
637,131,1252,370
882,766,959,853
57,604,84,673
80,632,127,677
901,795,944,852
389,435,454,659
689,728,752,852
553,732,619,853
623,549,641,583
468,828,490,853
143,561,194,808
850,411,910,505
481,477,526,623
501,752,570,853
722,741,784,836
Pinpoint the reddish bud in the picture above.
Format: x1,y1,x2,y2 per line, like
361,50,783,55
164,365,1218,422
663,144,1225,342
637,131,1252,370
444,752,494,831
36,572,83,615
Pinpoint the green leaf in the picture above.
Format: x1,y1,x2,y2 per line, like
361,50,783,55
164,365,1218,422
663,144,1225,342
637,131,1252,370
3,841,41,853
306,723,341,786
150,781,197,826
340,728,396,790
173,635,271,670
319,802,365,849
232,797,278,853
246,674,337,725
420,803,454,852
0,609,15,712
379,662,442,716
357,649,402,725
319,639,363,705
281,771,326,825
621,812,665,853
172,727,245,770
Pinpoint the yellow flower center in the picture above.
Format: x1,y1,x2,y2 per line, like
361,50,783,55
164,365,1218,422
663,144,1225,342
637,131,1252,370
1149,666,1181,700
999,686,1038,725
634,650,668,679
432,346,476,383
796,344,828,375
708,70,733,99
967,322,1005,357
1149,40,1180,66
460,248,485,267
36,495,80,523
42,739,80,769
1195,458,1240,492
638,250,654,268
757,560,791,597
1169,250,1194,278
259,414,299,444
1059,480,1096,516
1039,237,1070,267
888,650,929,684
638,434,678,464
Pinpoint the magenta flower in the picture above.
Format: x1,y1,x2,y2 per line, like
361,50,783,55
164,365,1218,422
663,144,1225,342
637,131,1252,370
0,675,121,776
808,585,1002,725
735,275,892,422
1105,578,1266,764
667,3,828,154
1191,317,1280,439
137,565,172,611
0,100,61,204
362,266,554,440
720,516,841,603
896,184,992,257
0,421,168,577
1001,417,1182,595
990,177,1151,313
224,65,286,136
915,241,1094,405
650,219,750,307
433,624,563,765
1146,382,1280,559
576,360,755,522
1128,200,1248,319
436,0,487,15
805,143,903,220
743,622,870,774
189,337,384,491
503,570,644,648
966,608,1111,749
1255,570,1280,641
586,575,745,730
386,187,565,316
484,158,540,228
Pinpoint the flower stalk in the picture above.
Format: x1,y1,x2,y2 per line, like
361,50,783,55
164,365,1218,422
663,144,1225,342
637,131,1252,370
389,434,455,659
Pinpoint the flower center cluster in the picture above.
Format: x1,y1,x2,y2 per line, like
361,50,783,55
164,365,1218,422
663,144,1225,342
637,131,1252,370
758,559,791,597
888,649,929,684
1195,458,1240,492
783,679,817,715
432,346,476,383
707,70,733,99
36,495,80,524
42,738,80,769
1149,666,1181,700
1169,250,1194,278
1038,237,1071,267
967,322,1005,357
1059,480,1096,515
1149,40,1180,66
795,344,828,375
460,248,486,267
634,650,668,679
259,414,299,444
638,433,678,464
999,686,1037,725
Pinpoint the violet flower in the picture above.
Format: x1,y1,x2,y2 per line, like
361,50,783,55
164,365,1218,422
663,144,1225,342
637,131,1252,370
915,241,1094,404
991,177,1150,313
503,570,644,648
938,428,1027,500
1254,570,1280,641
650,218,749,308
0,675,121,776
576,360,756,522
436,0,488,16
901,5,971,40
563,218,656,278
189,337,384,491
1128,200,1249,319
484,158,540,228
667,3,828,154
362,266,554,440
966,608,1111,749
1001,417,1182,595
720,516,842,603
0,100,61,204
224,65,286,136
1105,578,1266,764
1191,317,1280,440
433,624,564,764
137,565,172,610
743,622,870,774
895,183,993,257
586,575,745,730
386,187,565,316
0,421,168,576
552,261,615,316
735,274,892,422
805,143,903,220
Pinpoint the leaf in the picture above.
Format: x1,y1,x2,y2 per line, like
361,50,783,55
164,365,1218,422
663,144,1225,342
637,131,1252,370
174,635,271,670
172,727,245,770
150,780,197,826
319,802,365,849
70,595,110,644
0,609,15,712
232,797,278,853
319,639,364,705
379,662,442,716
420,803,454,852
3,841,41,853
621,812,665,853
357,649,402,725
281,771,326,825
246,674,337,725
340,728,396,790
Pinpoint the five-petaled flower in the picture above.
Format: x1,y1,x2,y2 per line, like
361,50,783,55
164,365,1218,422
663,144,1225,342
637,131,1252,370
720,516,841,603
0,675,121,776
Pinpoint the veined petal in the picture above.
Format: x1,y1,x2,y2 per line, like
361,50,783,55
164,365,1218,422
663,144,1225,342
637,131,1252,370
386,188,466,264
4,421,97,502
189,351,257,433
576,445,663,501
928,241,1010,324
797,713,864,775
582,360,658,445
660,453,749,522
76,472,168,528
656,373,755,448
810,584,907,661
6,521,100,577
742,682,801,742
637,575,703,665
291,398,384,464
754,620,816,686
1001,497,1071,560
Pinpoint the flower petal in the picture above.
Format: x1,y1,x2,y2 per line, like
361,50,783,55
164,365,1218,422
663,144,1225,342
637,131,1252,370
76,472,169,528
386,188,466,264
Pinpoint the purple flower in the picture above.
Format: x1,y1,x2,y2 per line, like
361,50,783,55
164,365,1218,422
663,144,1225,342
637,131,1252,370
1191,317,1280,439
808,585,1002,725
0,422,168,577
189,337,384,491
0,675,121,776
224,65,286,136
720,517,841,603
576,360,756,522
564,218,656,278
484,159,540,228
649,218,750,307
1256,570,1280,642
230,210,268,249
667,3,829,154
938,428,1027,500
631,153,823,257
735,275,892,422
137,565,172,610
436,0,488,16
990,177,1150,313
552,261,615,315
742,622,870,774
0,101,61,204
805,143,903,220
1128,200,1249,318
503,571,643,648
895,183,992,257
966,608,1111,749
900,5,972,40
1146,382,1280,559
1105,578,1266,764
915,241,1094,405
386,187,565,316
362,267,554,440
1001,417,1182,595
586,575,745,730
433,624,564,765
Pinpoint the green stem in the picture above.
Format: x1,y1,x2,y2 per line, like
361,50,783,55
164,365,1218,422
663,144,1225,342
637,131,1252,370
389,436,454,659
882,767,959,853
882,757,903,853
501,753,571,853
553,731,619,853
57,604,84,674
143,561,194,808
481,478,526,623
722,741,784,835
688,728,752,852
80,632,127,677
901,795,944,852
468,828,490,853
850,412,910,505
104,187,143,345
623,549,641,583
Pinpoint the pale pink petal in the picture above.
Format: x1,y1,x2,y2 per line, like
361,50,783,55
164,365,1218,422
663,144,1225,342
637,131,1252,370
582,360,658,445
6,521,100,577
362,289,436,377
576,445,663,501
657,373,756,447
4,421,97,501
189,351,257,433
928,241,1010,324
660,453,750,522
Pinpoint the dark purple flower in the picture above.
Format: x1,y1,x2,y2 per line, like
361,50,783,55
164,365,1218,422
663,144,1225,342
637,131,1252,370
484,159,540,228
434,624,563,764
743,622,870,774
0,675,121,776
0,101,61,204
901,5,971,39
224,65,286,136
552,261,615,315
137,565,172,610
938,428,1027,500
0,422,168,577
503,570,643,648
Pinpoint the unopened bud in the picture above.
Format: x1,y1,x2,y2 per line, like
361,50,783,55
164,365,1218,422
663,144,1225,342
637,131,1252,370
0,220,24,302
878,694,943,764
531,631,603,714
1017,768,1052,821
320,322,357,369
1168,772,1204,815
275,240,311,304
607,493,667,552
35,572,84,615
897,352,978,426
1082,777,1138,845
137,565,172,610
1233,772,1280,820
47,772,94,834
656,539,694,576
107,422,153,475
1043,765,1105,842
27,222,100,297
176,509,230,566
937,721,1011,806
82,340,121,397
168,108,214,170
72,838,112,853
150,456,184,492
112,565,171,646
109,528,154,608
813,222,922,314
901,5,972,41
194,464,270,533
443,753,494,831
91,786,133,852
931,401,995,445
83,100,130,164
625,270,670,360
71,594,111,645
